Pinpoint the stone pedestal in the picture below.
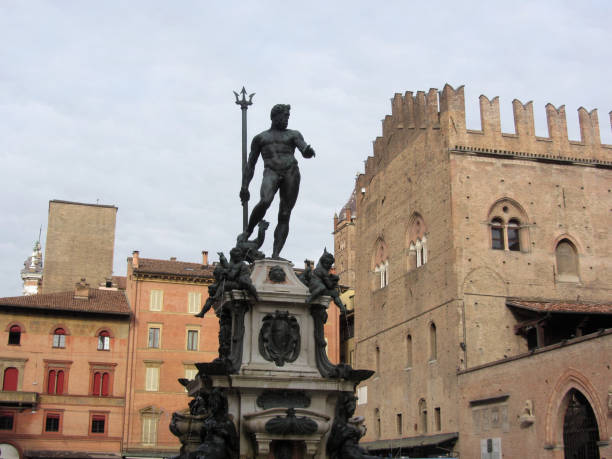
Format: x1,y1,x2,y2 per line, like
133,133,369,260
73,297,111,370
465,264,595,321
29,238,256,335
182,259,370,459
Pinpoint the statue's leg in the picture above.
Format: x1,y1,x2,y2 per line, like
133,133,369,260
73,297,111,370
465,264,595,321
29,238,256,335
272,167,300,258
247,168,280,235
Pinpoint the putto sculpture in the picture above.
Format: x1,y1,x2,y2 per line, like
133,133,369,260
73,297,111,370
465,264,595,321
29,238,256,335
239,104,316,259
301,249,346,314
327,393,380,459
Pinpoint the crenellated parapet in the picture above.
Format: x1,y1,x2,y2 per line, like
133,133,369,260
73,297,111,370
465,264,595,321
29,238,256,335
358,84,612,184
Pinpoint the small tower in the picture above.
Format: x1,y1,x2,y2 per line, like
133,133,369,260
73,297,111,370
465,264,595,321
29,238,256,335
21,240,43,295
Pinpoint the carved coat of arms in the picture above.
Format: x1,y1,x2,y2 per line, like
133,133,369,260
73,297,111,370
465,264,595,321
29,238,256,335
259,311,300,366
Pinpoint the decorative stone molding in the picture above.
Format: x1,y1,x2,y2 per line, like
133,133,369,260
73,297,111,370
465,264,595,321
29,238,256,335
243,408,331,458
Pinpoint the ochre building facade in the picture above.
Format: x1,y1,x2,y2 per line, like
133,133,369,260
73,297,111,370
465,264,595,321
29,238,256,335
336,85,612,458
0,282,131,459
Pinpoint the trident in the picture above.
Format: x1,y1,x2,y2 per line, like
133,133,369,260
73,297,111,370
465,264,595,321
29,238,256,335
234,86,255,232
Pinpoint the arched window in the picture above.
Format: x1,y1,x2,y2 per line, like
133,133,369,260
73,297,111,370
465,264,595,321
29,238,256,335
507,219,521,251
47,370,65,394
53,328,66,348
408,213,428,270
487,198,529,252
375,345,381,375
2,367,18,391
429,322,437,361
556,239,579,281
8,325,21,345
418,399,428,434
563,390,600,458
406,334,413,368
98,331,110,351
491,218,505,250
373,239,389,289
92,371,110,396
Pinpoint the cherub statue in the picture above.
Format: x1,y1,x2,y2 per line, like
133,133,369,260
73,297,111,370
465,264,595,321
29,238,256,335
195,248,258,318
221,247,259,301
304,249,346,314
236,220,269,263
194,388,238,459
195,255,226,318
327,392,380,459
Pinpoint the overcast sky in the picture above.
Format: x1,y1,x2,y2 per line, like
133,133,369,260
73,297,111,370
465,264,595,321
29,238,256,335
1,1,611,295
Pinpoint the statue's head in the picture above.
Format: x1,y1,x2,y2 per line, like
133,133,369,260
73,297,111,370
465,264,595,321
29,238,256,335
270,104,290,129
336,392,357,419
207,388,228,417
319,248,335,270
230,247,244,261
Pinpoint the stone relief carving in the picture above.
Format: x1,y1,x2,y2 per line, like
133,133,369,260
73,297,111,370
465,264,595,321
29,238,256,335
259,310,300,366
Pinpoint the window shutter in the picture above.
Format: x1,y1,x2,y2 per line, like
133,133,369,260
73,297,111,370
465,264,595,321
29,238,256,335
93,372,101,395
48,370,56,394
56,370,65,395
101,372,110,396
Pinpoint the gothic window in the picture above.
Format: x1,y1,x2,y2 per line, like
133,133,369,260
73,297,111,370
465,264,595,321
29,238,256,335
491,218,505,250
408,213,428,270
507,219,521,251
487,198,529,252
563,390,600,458
374,261,389,288
375,345,381,375
98,331,110,351
556,239,579,281
52,328,66,348
8,325,21,345
372,239,389,289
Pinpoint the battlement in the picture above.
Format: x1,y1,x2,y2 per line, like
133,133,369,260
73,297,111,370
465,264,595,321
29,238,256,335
356,84,612,187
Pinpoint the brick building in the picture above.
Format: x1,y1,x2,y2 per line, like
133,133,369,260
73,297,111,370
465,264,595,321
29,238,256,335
42,200,117,294
122,251,216,458
0,280,131,459
336,85,612,458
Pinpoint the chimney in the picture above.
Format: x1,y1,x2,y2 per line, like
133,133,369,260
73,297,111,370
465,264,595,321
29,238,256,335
74,278,90,299
170,257,177,262
202,251,209,265
132,250,139,269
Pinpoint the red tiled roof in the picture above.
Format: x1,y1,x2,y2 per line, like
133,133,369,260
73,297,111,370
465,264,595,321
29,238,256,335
0,289,131,316
132,257,214,278
507,300,612,315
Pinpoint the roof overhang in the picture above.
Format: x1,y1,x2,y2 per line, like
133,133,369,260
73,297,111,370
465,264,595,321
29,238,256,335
362,431,458,451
